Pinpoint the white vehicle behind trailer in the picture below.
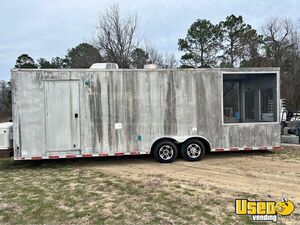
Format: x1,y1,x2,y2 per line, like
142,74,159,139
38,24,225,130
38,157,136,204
0,122,13,150
11,68,281,162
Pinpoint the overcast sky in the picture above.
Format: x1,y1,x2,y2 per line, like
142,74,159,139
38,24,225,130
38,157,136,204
0,0,299,80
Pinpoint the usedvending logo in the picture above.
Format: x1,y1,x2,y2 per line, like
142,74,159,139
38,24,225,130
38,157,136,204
235,198,295,222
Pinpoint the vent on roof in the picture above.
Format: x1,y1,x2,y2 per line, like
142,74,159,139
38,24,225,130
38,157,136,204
144,64,157,69
90,63,119,69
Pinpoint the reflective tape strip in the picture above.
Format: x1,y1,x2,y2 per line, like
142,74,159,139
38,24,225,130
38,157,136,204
49,155,60,159
211,146,280,152
115,152,124,156
14,151,152,160
31,157,42,160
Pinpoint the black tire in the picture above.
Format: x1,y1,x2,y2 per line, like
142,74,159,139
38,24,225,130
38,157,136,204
153,140,178,163
181,139,205,161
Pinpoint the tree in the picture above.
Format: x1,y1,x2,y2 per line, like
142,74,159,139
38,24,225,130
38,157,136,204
37,58,53,68
162,53,177,68
94,4,139,68
219,15,252,67
66,43,102,68
0,80,12,122
262,17,300,111
15,54,37,68
262,17,294,67
50,57,69,69
240,29,264,67
130,48,149,68
145,45,164,67
178,19,222,68
37,57,69,68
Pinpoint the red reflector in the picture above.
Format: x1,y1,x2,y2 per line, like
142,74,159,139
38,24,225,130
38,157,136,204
273,146,281,150
82,154,92,157
229,147,239,151
215,148,224,152
31,157,42,160
115,152,124,156
244,147,253,150
49,155,60,159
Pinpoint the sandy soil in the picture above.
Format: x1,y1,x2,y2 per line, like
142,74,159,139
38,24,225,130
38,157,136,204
97,149,300,205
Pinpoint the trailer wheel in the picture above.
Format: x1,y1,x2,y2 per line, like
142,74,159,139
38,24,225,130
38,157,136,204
153,140,178,163
181,139,205,161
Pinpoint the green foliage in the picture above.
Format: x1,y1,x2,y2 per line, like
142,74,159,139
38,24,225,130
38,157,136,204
178,15,300,110
178,19,222,68
240,29,264,67
219,15,253,67
15,54,37,68
37,58,53,68
66,43,102,68
179,64,197,68
50,57,69,69
37,57,69,69
130,48,149,68
179,15,262,68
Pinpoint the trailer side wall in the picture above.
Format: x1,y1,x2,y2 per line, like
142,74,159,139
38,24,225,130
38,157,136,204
12,68,280,159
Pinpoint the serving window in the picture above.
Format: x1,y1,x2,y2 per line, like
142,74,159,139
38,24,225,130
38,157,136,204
223,73,277,123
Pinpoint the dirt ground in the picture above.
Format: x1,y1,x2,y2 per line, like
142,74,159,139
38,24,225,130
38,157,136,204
0,146,299,224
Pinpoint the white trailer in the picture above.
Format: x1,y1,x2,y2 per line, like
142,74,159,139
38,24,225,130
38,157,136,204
0,122,13,150
12,68,281,162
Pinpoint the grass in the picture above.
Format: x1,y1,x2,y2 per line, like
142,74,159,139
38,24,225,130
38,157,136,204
0,159,216,224
0,147,299,224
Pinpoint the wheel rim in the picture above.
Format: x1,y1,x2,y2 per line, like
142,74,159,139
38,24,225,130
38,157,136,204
159,145,174,160
187,143,202,158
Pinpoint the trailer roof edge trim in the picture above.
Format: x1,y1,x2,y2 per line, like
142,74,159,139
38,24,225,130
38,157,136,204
11,67,280,73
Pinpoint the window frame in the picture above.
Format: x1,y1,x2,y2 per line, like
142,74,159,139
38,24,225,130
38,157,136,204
221,71,280,126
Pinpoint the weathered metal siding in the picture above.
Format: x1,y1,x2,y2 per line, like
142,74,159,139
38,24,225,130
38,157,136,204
12,71,45,157
12,68,280,158
78,69,223,155
222,123,281,148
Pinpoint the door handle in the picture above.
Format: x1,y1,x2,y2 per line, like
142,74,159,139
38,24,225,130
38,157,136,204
74,113,78,118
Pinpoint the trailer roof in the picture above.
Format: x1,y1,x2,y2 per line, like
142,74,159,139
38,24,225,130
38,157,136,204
11,67,280,73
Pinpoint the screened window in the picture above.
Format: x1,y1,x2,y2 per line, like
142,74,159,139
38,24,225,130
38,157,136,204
223,73,277,123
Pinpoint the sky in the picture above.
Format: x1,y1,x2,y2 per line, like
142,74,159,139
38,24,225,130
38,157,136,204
0,0,299,81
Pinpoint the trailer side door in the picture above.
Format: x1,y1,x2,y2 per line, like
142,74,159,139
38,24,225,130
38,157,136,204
44,80,80,153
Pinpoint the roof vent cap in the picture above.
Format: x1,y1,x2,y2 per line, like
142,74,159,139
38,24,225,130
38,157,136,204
90,63,119,69
143,64,157,69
